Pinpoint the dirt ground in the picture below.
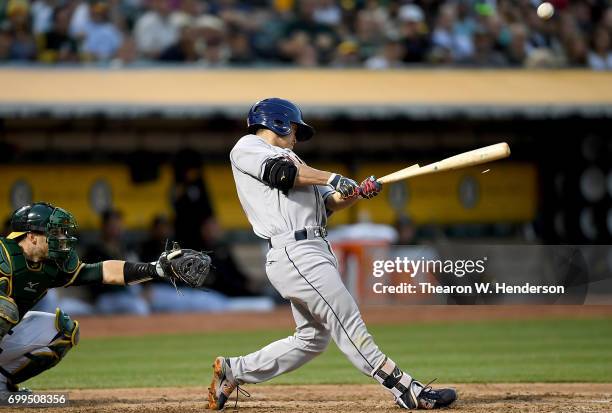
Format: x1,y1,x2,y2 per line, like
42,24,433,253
16,383,612,413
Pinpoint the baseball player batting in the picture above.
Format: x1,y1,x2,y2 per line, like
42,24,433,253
0,202,210,393
208,98,457,410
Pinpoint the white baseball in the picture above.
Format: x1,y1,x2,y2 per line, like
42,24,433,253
537,2,554,19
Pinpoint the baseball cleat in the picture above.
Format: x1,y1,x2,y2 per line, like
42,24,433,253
0,379,32,394
396,380,457,410
208,356,236,410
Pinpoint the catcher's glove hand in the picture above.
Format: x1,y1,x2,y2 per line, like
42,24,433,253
156,242,211,289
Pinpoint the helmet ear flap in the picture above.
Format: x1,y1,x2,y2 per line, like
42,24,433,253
295,122,315,141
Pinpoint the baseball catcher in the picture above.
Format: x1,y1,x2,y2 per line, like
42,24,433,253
0,202,210,392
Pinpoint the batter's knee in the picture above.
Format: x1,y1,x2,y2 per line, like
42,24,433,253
294,327,331,354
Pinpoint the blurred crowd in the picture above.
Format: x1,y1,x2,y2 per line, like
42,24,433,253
0,0,611,69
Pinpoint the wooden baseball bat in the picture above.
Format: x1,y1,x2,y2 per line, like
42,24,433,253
377,142,511,185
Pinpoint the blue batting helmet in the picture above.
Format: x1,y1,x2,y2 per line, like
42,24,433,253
247,98,315,142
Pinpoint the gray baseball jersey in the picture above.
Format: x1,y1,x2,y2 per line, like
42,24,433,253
230,134,335,239
228,133,388,386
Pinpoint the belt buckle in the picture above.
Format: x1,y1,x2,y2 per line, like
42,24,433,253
315,227,327,238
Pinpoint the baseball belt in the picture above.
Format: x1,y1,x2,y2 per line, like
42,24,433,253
267,226,328,249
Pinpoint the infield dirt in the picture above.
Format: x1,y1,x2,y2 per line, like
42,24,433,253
19,383,612,413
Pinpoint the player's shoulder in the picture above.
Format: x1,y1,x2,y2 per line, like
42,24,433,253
232,134,269,152
0,237,16,276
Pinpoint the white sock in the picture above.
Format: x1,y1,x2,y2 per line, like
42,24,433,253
371,357,418,399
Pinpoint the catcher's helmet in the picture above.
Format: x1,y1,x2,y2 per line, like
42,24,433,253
247,98,315,142
8,202,78,264
10,202,61,236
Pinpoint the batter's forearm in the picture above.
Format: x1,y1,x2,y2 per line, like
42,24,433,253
294,165,360,202
295,164,333,186
326,192,360,211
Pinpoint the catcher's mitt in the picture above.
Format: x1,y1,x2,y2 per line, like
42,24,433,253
157,242,211,289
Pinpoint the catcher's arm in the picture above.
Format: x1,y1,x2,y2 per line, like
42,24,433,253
61,259,181,287
100,260,156,285
60,260,144,287
100,243,211,289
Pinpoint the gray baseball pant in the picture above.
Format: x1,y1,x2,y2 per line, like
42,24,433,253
230,238,386,383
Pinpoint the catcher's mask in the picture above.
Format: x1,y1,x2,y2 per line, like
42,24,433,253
8,202,78,266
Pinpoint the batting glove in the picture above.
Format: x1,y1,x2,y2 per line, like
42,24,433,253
328,174,359,199
359,176,382,199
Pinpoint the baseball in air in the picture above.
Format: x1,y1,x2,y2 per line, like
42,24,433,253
537,2,554,19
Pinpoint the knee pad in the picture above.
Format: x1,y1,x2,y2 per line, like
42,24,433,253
0,294,18,338
50,308,80,358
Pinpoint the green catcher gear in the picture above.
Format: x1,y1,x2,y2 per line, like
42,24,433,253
8,203,78,267
0,236,104,319
1,308,79,387
0,294,18,338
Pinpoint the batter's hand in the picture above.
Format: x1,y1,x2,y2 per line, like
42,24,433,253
328,174,359,199
358,176,382,199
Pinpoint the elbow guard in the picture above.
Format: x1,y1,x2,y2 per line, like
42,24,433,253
262,157,298,192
